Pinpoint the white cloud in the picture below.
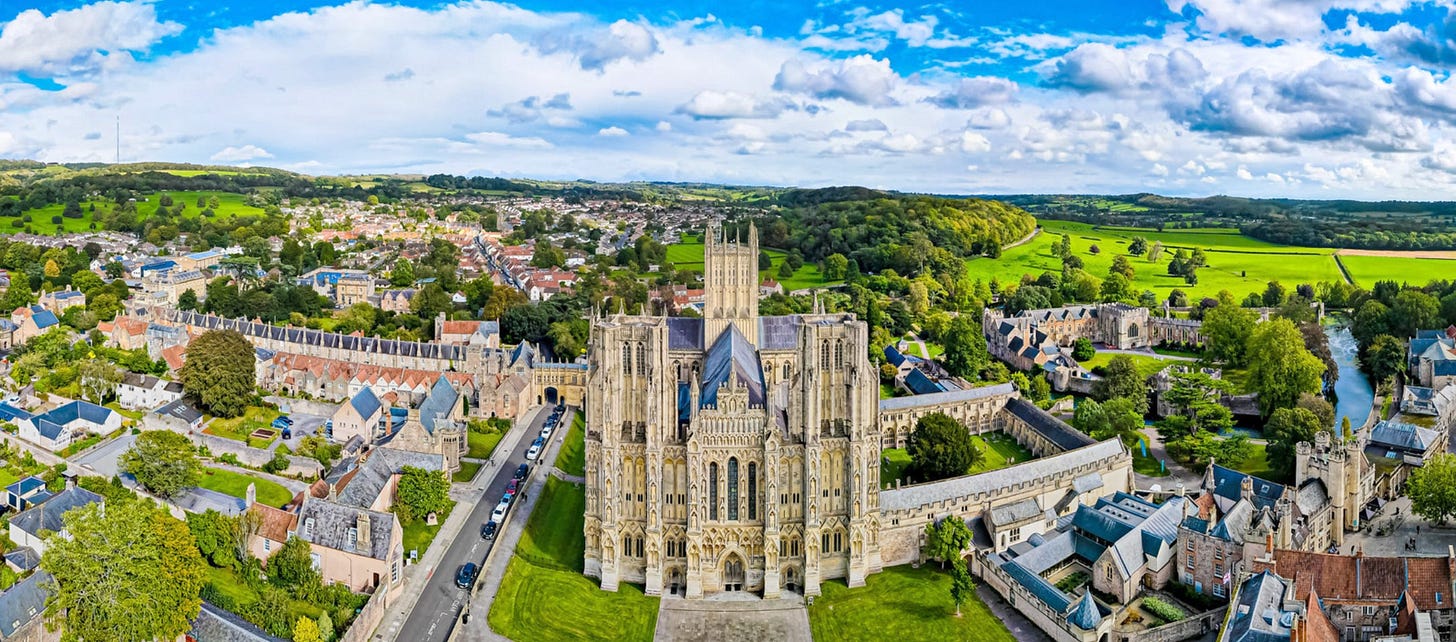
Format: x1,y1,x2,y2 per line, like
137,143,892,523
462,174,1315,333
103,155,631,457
677,91,791,119
536,19,659,71
845,118,889,132
773,55,900,106
856,10,938,47
598,126,629,137
210,145,273,162
959,131,991,153
463,131,553,149
0,1,183,76
926,76,1019,109
655,120,672,132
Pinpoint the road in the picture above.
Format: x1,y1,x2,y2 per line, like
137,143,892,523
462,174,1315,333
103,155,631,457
394,406,564,642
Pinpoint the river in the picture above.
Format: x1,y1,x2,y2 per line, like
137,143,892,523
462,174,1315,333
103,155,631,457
1327,324,1374,430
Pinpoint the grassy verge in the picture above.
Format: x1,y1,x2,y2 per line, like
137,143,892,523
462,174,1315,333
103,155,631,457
1228,446,1278,481
453,461,482,483
198,467,295,507
103,402,145,421
555,413,585,477
1125,434,1169,477
488,478,657,641
401,500,455,556
808,565,1016,641
205,406,282,447
468,430,503,460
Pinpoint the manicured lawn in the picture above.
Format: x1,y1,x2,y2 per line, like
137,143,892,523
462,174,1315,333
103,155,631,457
665,241,839,292
0,469,20,490
205,406,282,447
467,430,503,460
198,467,294,507
1126,434,1169,477
969,432,1035,474
880,383,897,399
1228,446,1279,482
453,461,482,483
1078,352,1176,380
880,448,912,487
808,564,1015,642
401,500,455,557
488,477,658,641
966,220,1345,302
103,401,145,421
1338,254,1456,288
555,413,585,477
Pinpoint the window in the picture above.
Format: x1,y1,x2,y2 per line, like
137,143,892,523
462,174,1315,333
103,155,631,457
783,363,791,379
709,463,719,521
834,341,843,368
622,344,632,375
636,537,643,558
1364,606,1376,616
748,463,757,520
310,552,321,571
636,343,645,374
1213,583,1226,598
624,535,632,555
834,532,842,553
1214,547,1224,560
727,458,740,521
263,539,271,552
1185,556,1194,570
1214,563,1223,576
821,342,830,369
822,533,830,552
1185,539,1194,551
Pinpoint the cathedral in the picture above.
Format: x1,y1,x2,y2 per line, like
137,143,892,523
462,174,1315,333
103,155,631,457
583,223,884,599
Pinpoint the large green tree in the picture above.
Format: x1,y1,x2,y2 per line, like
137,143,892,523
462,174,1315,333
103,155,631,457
1246,318,1326,414
1410,453,1456,525
179,329,257,418
907,413,980,482
121,430,201,498
1093,355,1148,413
1264,407,1324,480
267,536,320,590
1201,304,1258,366
1363,334,1408,384
396,466,451,522
941,315,988,380
42,498,205,642
1162,370,1236,435
922,517,973,569
950,558,975,618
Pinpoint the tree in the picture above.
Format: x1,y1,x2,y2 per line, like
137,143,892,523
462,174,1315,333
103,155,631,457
267,536,319,590
1409,454,1456,524
1168,289,1188,307
179,329,257,418
823,253,849,280
1110,255,1135,279
907,413,980,482
43,259,60,279
389,258,415,287
1262,281,1287,307
1363,334,1407,384
78,358,122,404
293,617,324,642
1201,304,1258,366
1098,397,1145,442
908,282,930,316
941,315,988,380
41,498,205,642
1390,290,1440,338
1072,337,1095,361
923,517,973,569
1128,237,1148,256
1246,318,1325,414
1147,241,1164,262
177,288,200,312
409,283,453,321
396,466,450,522
1295,393,1335,431
1094,355,1148,413
1265,407,1324,480
120,430,201,498
950,558,975,618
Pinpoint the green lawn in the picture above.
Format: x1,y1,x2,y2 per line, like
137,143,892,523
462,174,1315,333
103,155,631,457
488,477,658,641
454,461,482,483
1126,434,1169,477
665,241,839,292
11,190,264,235
198,467,294,507
1338,254,1456,288
966,220,1345,302
402,500,455,556
205,406,282,447
880,432,1033,484
808,565,1016,642
467,430,503,460
555,413,586,477
1078,352,1178,380
880,448,913,487
103,401,145,421
1228,446,1278,482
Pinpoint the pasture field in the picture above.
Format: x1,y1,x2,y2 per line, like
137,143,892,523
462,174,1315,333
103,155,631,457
967,220,1344,301
666,240,837,291
8,190,265,234
1337,254,1456,287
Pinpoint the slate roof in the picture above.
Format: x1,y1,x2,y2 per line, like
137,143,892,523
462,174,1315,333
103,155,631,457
903,369,945,395
1295,480,1330,516
156,398,204,423
880,439,1124,512
1066,591,1104,630
666,317,704,351
2,547,38,572
1220,571,1296,642
297,496,396,560
0,571,50,638
758,315,803,351
699,323,765,408
988,497,1043,528
10,487,103,537
1209,464,1286,512
5,476,46,498
189,601,288,642
34,400,115,429
1369,420,1440,454
349,387,383,421
418,376,459,435
336,447,443,509
28,308,58,330
877,382,1016,411
1004,398,1095,451
163,309,468,362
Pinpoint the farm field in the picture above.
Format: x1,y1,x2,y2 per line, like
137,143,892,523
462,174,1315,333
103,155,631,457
667,238,838,292
967,220,1345,301
1337,254,1456,287
8,190,266,234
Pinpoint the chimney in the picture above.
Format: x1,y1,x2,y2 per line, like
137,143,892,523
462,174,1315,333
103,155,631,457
245,482,256,507
1241,476,1254,502
1264,533,1274,562
357,512,371,551
62,470,77,490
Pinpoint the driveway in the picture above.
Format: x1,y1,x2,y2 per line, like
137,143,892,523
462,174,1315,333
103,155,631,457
72,431,137,479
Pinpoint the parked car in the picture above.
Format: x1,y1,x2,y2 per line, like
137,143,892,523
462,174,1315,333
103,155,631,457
275,415,294,425
481,521,497,540
513,464,529,481
526,443,542,461
540,425,552,440
455,562,479,589
490,501,509,523
506,479,520,497
281,427,292,440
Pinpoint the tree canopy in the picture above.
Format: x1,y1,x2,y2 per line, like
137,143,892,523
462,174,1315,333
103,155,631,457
121,430,201,498
395,466,451,522
1246,318,1326,415
179,329,257,418
906,413,980,482
1410,454,1456,525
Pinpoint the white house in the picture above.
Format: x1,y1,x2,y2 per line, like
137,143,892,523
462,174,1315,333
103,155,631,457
8,486,104,559
116,372,184,411
1,400,121,452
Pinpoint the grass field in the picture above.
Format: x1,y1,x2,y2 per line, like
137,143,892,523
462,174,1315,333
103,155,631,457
1078,352,1180,379
467,430,502,460
967,220,1345,301
666,239,838,292
555,413,586,477
402,500,455,556
1337,254,1456,288
198,467,294,507
205,406,282,448
454,461,482,482
880,431,1034,485
808,565,1016,641
9,190,265,235
1126,434,1169,477
489,478,659,642
1228,445,1278,482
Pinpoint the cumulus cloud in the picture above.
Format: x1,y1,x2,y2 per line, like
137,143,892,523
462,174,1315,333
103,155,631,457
844,118,889,132
925,76,1019,109
1179,60,1387,146
598,126,629,137
488,93,574,123
462,131,553,149
676,90,791,119
959,131,992,153
536,19,659,71
1042,44,1205,94
0,1,183,76
855,10,938,47
773,55,900,106
210,145,274,162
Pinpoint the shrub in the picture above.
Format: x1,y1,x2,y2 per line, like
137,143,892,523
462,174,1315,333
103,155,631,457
1142,596,1186,622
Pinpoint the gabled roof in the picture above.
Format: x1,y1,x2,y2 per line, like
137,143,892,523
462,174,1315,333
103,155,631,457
1369,420,1440,453
699,323,764,409
10,487,103,537
418,376,460,435
348,387,383,421
0,571,50,637
1209,464,1286,512
189,601,288,642
29,308,58,330
1220,570,1296,642
2,547,38,572
297,496,397,560
335,448,443,509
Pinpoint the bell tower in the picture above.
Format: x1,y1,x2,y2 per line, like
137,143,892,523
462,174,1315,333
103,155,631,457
703,221,759,345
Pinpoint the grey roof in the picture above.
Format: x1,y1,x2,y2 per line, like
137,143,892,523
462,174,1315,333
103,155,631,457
1220,571,1295,642
1066,591,1104,630
10,487,103,537
1211,498,1255,542
1105,495,1184,580
189,601,288,642
699,323,765,409
1369,420,1440,453
757,315,802,351
1209,464,1285,512
1072,472,1104,494
171,486,247,515
0,571,50,637
881,439,1124,512
1004,398,1095,451
876,382,1016,411
667,317,704,351
163,310,469,362
297,496,397,560
349,387,383,421
988,497,1043,528
336,448,444,509
2,547,38,572
156,398,204,423
1295,479,1330,516
418,376,460,435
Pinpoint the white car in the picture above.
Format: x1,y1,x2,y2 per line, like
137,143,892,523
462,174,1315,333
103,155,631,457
539,425,552,439
526,444,543,460
490,501,509,523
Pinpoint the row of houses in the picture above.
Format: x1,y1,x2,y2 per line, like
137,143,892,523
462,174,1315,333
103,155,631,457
478,236,579,301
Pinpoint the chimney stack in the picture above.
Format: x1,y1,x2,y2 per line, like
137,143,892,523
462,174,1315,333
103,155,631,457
357,512,371,551
245,482,256,507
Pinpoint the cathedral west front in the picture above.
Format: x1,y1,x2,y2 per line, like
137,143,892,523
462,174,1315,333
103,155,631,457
582,223,884,598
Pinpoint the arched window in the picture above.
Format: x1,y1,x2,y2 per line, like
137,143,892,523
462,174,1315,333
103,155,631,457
835,340,843,368
623,535,632,556
709,463,719,521
820,342,830,369
635,343,646,375
748,462,758,520
782,362,791,379
727,458,740,521
622,344,632,375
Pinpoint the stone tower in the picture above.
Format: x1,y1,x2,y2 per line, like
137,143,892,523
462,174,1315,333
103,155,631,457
703,221,759,345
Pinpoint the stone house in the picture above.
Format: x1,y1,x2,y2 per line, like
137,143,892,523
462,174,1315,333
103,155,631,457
116,372,184,411
1251,549,1456,641
331,387,385,445
387,376,467,472
249,496,404,595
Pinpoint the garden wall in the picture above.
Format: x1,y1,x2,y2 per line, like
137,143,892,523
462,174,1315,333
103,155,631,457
189,431,323,478
339,584,393,642
1113,606,1226,642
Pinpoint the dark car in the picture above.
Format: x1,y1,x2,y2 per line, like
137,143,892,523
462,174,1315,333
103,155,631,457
481,521,497,540
513,464,529,481
455,562,479,589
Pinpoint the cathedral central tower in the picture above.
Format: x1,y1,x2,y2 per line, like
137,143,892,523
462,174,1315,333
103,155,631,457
703,221,759,345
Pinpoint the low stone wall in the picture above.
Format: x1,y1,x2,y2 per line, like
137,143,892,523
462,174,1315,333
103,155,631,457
267,396,338,418
972,551,1097,642
189,432,323,478
1114,606,1226,642
340,584,393,642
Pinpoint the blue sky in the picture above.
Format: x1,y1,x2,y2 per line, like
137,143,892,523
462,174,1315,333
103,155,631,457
2,1,1456,198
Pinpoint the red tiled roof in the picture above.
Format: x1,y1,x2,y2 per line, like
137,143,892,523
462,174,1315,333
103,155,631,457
249,502,297,542
1253,550,1455,611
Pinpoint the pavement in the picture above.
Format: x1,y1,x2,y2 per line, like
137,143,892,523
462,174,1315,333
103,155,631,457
654,594,811,642
71,430,137,478
1342,495,1456,557
382,404,566,642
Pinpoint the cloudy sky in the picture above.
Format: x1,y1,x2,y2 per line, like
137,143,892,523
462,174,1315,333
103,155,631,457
3,0,1456,198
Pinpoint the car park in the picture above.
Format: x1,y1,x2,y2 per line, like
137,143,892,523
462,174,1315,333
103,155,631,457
481,521,497,539
455,563,479,589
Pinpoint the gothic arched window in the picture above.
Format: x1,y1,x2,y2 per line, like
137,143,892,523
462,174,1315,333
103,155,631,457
748,462,758,520
709,463,719,521
835,341,844,368
727,458,740,521
635,342,646,375
783,362,791,379
820,341,830,369
622,344,632,375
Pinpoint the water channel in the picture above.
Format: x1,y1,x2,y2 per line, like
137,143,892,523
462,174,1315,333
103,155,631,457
1327,323,1374,430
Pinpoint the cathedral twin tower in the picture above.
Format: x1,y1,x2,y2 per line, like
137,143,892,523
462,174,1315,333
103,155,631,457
583,222,884,598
